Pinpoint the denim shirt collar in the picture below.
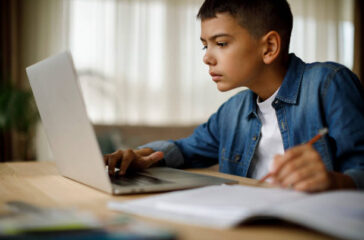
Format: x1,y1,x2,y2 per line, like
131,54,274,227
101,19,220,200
276,53,305,104
247,53,305,118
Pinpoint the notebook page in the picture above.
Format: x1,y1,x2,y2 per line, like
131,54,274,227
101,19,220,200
108,185,306,228
263,191,364,240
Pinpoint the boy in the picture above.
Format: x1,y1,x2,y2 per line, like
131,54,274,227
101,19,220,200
104,0,364,192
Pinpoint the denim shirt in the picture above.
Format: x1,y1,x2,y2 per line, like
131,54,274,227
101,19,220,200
140,54,364,189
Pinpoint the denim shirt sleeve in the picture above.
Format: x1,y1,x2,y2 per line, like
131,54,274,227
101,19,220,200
173,113,220,168
138,140,185,168
322,67,364,189
138,105,223,169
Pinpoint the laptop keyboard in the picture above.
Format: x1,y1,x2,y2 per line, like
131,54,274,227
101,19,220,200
110,172,171,186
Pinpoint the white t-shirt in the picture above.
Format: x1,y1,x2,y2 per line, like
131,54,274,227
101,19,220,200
249,89,285,180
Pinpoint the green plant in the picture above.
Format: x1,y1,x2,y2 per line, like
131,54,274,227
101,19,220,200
0,83,39,159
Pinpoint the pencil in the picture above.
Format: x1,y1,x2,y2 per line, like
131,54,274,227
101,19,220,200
258,128,329,183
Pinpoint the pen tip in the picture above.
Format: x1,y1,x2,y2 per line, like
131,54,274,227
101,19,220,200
319,128,328,136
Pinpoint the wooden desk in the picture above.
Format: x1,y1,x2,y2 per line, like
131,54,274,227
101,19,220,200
0,162,332,240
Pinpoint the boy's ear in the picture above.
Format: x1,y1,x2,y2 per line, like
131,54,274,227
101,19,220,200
261,31,281,64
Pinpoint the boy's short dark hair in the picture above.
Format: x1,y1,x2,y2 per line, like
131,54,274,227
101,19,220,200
197,0,293,54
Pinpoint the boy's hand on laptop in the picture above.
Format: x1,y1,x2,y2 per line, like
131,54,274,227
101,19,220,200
270,144,331,192
104,148,164,176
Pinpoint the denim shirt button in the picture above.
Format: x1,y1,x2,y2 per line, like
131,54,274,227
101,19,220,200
252,136,257,141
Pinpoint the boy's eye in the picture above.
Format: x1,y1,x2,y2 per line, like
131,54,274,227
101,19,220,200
217,42,227,47
202,45,207,50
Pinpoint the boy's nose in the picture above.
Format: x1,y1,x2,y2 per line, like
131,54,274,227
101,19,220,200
203,53,217,66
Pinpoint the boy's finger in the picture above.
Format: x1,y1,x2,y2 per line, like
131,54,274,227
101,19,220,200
270,154,284,172
103,154,110,165
135,148,154,156
275,156,309,182
141,151,164,168
281,145,307,162
108,150,123,175
271,145,306,174
280,164,316,188
294,174,328,192
119,149,136,175
270,155,289,179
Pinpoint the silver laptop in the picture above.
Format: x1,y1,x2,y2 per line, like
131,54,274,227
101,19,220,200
26,51,237,195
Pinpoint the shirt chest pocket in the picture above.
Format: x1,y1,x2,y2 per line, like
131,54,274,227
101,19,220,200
220,148,245,175
221,148,242,163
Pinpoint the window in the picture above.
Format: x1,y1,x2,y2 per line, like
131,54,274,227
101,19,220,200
69,0,354,125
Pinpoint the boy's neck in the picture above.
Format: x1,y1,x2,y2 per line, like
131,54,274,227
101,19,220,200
252,54,290,101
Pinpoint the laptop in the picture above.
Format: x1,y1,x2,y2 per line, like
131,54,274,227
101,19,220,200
26,51,237,195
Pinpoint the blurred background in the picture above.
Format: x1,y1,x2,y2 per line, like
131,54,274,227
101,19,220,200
1,0,363,162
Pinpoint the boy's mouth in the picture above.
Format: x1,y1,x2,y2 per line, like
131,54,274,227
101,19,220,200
209,72,223,82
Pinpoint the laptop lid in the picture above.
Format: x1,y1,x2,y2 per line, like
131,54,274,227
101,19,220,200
26,51,113,193
26,51,237,195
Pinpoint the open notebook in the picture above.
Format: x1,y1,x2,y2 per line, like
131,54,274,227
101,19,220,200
108,185,364,240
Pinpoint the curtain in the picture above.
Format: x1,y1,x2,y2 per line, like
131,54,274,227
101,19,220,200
288,0,354,68
69,0,239,126
0,0,19,161
0,0,68,161
69,0,355,126
353,0,363,83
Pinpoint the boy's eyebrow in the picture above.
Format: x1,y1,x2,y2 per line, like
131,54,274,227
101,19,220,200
200,33,232,42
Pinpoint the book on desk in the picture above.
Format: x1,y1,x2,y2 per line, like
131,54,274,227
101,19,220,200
108,184,364,240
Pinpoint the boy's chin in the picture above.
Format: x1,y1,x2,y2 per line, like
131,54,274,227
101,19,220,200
216,83,235,92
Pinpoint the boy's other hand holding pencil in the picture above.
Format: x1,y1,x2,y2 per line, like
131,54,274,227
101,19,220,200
260,128,356,192
269,144,331,192
268,145,356,192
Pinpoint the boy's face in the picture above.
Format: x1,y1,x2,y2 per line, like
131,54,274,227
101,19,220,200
200,13,264,92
